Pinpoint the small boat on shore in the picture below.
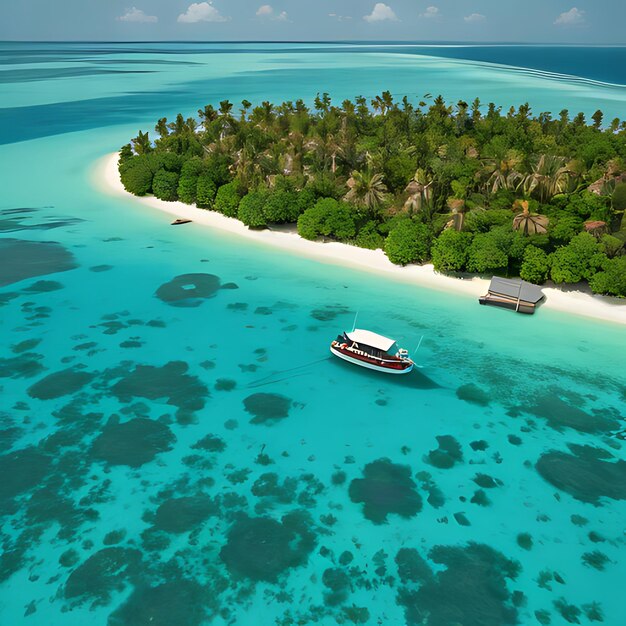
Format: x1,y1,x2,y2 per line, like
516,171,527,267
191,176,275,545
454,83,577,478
330,328,414,374
171,218,192,225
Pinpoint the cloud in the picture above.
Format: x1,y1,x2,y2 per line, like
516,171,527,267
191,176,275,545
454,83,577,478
363,3,398,22
256,5,289,21
117,7,158,23
177,2,229,23
329,13,353,21
420,6,439,19
464,13,485,23
554,7,585,26
256,4,273,17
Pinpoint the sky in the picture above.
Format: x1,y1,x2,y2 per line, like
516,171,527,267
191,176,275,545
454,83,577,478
1,1,624,43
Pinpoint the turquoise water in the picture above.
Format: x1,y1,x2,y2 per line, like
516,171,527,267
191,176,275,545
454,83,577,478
1,43,626,626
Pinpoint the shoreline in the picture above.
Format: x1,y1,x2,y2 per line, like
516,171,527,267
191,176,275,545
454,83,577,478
93,152,625,326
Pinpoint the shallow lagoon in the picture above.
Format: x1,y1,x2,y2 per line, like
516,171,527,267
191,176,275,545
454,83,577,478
1,43,626,625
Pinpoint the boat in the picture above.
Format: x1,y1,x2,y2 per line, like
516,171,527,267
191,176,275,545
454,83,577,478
171,218,192,225
330,328,414,374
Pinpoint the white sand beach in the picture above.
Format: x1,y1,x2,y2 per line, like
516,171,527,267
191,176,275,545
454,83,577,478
94,152,625,326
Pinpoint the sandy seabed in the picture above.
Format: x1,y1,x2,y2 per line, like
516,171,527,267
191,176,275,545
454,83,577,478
94,152,625,326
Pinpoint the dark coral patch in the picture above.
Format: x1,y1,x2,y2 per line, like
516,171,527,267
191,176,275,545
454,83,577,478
310,305,350,321
65,547,142,606
0,238,77,287
111,361,208,417
154,496,217,533
425,435,463,469
11,338,42,354
23,280,63,292
91,418,175,467
456,383,490,406
524,395,620,434
472,473,503,489
397,542,520,626
108,579,207,626
191,434,226,453
215,378,236,391
322,567,351,606
536,446,626,504
27,367,94,400
155,273,221,307
0,208,82,233
0,353,45,379
0,447,51,500
349,459,422,524
395,548,432,584
243,393,291,424
220,511,316,582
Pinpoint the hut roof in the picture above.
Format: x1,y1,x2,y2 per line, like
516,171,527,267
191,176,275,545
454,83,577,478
584,220,607,232
487,277,544,304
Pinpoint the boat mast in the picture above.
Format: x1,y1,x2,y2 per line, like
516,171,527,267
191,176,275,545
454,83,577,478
413,335,424,356
351,311,359,332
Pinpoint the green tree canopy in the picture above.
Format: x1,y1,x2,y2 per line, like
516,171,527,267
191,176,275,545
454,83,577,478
297,198,356,241
152,169,179,201
550,233,605,283
431,229,473,272
214,181,242,217
467,231,509,273
589,256,626,296
520,245,550,284
238,191,269,228
384,219,431,265
263,190,299,223
196,173,217,208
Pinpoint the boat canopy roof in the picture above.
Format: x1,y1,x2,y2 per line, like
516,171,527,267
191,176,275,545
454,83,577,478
346,329,396,351
488,277,544,304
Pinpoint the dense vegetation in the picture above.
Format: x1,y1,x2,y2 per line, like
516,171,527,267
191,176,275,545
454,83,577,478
119,93,626,296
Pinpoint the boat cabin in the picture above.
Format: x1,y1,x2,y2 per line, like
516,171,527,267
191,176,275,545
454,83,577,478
340,329,399,358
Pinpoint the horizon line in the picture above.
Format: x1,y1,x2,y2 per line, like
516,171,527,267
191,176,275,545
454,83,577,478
1,39,626,46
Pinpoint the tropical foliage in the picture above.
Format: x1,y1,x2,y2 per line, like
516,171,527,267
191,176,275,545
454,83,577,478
120,94,626,296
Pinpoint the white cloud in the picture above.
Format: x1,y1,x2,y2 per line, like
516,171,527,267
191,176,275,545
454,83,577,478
420,6,439,19
256,5,289,21
329,13,353,21
464,13,485,23
554,7,585,26
177,2,229,23
256,4,273,17
117,7,158,23
363,3,398,22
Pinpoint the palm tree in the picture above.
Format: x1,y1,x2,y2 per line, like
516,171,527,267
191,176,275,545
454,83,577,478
481,150,523,194
217,100,235,139
345,169,387,213
403,168,435,214
198,105,218,137
512,200,549,235
154,118,169,139
445,198,467,231
518,154,573,202
240,100,252,121
131,130,151,155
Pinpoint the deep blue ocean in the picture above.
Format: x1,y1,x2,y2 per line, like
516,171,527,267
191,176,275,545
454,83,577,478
0,42,625,626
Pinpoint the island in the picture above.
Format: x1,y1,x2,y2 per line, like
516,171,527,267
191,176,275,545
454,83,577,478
118,93,626,298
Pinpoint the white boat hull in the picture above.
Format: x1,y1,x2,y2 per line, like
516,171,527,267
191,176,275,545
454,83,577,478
330,346,414,374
